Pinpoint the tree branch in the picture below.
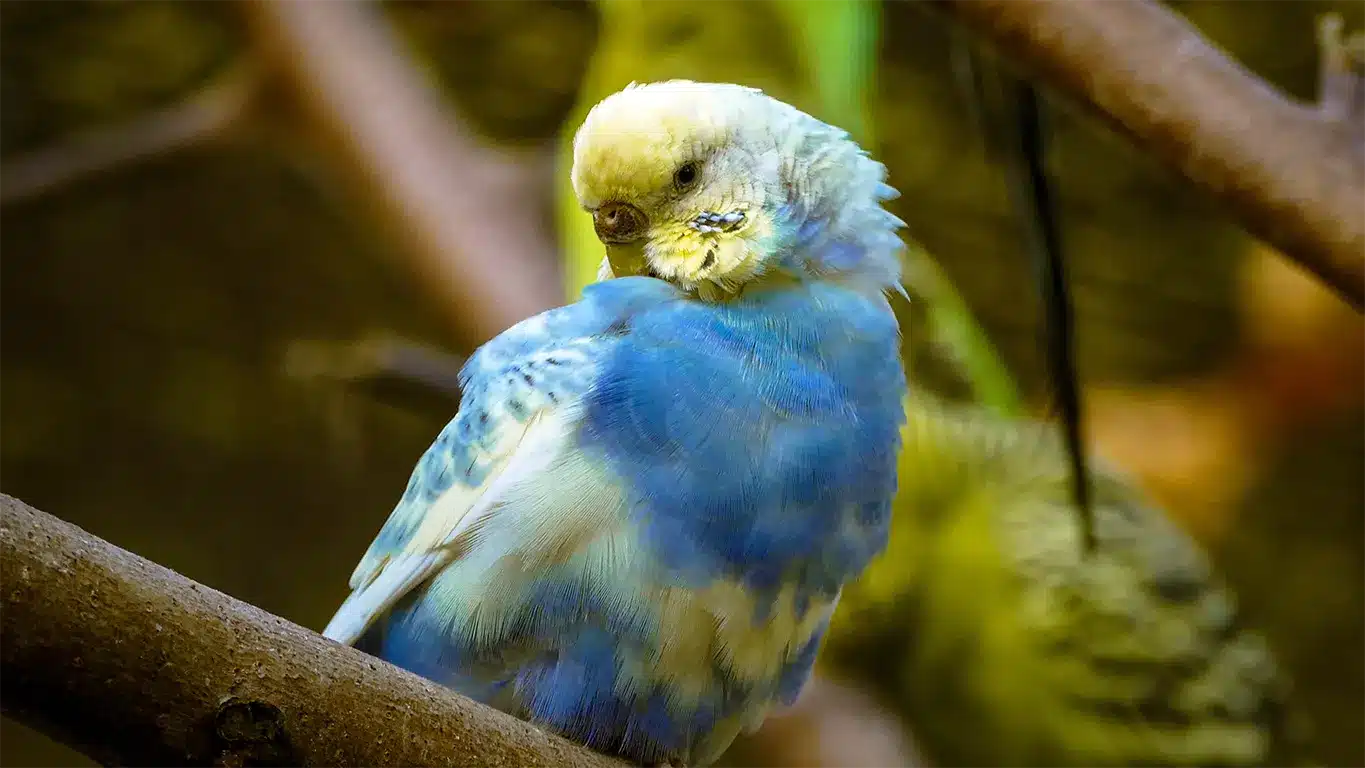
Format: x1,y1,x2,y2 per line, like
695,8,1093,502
930,0,1365,312
283,333,465,403
282,333,465,432
239,0,565,346
4,0,567,346
0,64,258,207
0,494,626,768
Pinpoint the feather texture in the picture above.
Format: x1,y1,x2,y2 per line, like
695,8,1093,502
824,398,1312,766
326,276,905,764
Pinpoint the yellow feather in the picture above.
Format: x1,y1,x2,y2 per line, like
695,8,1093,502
822,396,1312,766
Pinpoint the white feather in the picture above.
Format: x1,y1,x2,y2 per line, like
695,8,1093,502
321,407,600,646
322,551,445,644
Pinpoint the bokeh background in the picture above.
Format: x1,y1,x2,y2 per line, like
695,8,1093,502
1,1,1361,766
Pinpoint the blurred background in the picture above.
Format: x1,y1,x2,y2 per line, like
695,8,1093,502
1,1,1361,766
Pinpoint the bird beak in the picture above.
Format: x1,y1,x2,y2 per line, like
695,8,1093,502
593,201,648,245
604,242,651,279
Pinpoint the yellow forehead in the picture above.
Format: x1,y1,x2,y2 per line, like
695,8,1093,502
571,81,759,208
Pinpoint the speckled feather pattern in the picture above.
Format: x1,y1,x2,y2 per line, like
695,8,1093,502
323,81,907,766
824,401,1311,766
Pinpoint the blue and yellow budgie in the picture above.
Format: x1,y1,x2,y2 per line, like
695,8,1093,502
322,81,908,766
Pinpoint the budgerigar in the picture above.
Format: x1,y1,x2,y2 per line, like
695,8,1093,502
322,80,908,766
820,397,1312,767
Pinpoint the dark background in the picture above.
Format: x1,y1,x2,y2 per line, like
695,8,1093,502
2,1,1361,765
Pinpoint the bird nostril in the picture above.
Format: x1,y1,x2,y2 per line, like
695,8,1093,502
594,201,647,245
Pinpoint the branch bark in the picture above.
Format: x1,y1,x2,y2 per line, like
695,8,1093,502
0,494,626,768
930,0,1365,312
239,0,565,346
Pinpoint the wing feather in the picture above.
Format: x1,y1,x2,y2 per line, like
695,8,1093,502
322,550,447,644
319,285,647,645
321,412,547,644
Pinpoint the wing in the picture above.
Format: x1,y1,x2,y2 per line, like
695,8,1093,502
322,278,679,645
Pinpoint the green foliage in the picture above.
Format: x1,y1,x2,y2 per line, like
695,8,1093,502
770,0,879,146
902,244,1025,415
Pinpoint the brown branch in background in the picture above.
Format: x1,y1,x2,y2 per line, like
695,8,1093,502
0,64,258,207
240,0,565,347
283,333,466,398
1310,15,1365,124
2,0,565,347
930,0,1365,312
284,333,465,411
0,494,627,768
1317,14,1365,144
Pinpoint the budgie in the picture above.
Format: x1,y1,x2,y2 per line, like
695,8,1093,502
819,396,1312,767
322,80,908,766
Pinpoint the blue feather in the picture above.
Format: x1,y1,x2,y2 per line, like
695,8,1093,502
330,156,906,765
583,279,904,595
341,273,904,765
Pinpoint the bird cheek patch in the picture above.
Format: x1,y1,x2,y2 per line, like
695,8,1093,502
687,209,747,235
684,209,753,279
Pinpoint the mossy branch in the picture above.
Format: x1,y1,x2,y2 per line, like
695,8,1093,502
931,0,1365,312
0,494,627,768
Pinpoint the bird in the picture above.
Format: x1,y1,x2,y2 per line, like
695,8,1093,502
321,80,909,767
820,395,1313,767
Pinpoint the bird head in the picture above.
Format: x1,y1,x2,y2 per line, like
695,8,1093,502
571,80,905,301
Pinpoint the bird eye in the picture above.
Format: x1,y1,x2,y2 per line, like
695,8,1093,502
673,161,700,190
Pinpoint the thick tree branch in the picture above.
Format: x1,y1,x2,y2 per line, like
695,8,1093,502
0,494,625,768
931,0,1365,312
240,0,564,346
